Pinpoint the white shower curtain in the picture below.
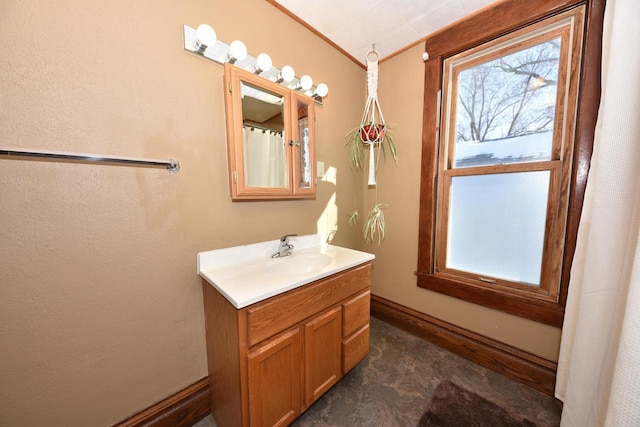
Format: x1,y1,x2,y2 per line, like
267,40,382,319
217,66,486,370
243,127,286,187
555,0,640,425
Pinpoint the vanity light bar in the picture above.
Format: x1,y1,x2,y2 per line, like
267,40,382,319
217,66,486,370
182,24,328,104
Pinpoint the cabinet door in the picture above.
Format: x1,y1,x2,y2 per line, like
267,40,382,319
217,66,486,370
224,63,316,200
292,93,315,197
304,306,342,406
247,328,302,427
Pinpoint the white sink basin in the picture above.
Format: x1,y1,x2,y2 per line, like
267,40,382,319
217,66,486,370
197,234,375,308
265,253,333,275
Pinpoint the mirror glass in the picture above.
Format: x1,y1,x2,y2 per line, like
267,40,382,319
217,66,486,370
241,81,287,188
296,100,311,189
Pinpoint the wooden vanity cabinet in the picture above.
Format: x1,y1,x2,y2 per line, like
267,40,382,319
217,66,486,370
202,262,372,427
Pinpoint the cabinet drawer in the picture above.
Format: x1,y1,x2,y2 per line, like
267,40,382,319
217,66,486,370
342,290,370,337
342,323,370,374
247,263,371,347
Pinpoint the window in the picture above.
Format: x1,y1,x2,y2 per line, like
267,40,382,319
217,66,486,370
417,2,603,327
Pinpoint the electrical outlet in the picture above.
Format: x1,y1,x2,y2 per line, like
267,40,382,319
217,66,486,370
317,161,325,177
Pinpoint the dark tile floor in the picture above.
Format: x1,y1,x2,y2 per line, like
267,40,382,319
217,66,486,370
194,316,562,427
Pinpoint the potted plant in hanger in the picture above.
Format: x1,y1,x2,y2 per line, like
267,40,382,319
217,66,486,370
345,122,397,173
345,47,398,245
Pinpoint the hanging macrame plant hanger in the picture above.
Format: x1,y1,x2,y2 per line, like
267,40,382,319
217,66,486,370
346,44,397,245
359,46,386,186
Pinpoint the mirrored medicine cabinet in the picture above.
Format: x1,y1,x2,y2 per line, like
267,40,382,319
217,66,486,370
224,63,316,200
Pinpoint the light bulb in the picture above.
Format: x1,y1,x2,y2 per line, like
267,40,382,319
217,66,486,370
227,40,247,64
299,75,313,91
275,65,295,83
315,83,329,98
253,53,272,74
194,24,216,53
281,65,295,82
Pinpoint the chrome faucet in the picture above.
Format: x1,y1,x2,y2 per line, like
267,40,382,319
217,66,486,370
272,234,297,258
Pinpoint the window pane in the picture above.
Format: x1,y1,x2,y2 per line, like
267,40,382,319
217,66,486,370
446,171,550,285
453,38,561,168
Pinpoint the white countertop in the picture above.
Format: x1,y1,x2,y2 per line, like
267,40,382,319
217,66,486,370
197,234,375,309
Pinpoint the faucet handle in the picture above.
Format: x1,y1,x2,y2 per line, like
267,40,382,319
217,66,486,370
280,234,297,243
272,234,297,258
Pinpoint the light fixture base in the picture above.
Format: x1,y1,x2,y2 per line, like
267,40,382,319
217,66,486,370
183,24,326,104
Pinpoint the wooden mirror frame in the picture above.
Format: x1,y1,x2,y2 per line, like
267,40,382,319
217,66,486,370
224,63,316,200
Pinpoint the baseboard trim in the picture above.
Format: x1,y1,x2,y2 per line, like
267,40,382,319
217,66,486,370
113,377,211,427
110,296,556,426
370,295,558,396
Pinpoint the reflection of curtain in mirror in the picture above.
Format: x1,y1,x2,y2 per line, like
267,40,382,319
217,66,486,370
243,126,286,187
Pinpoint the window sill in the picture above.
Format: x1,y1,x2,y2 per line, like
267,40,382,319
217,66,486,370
416,272,565,327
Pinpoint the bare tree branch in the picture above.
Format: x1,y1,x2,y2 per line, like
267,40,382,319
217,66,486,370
498,63,557,86
455,39,560,142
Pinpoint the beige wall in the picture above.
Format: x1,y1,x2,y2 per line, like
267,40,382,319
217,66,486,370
0,0,364,425
371,44,562,362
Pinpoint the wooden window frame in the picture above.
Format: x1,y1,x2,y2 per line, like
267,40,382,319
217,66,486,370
416,0,605,327
437,11,581,302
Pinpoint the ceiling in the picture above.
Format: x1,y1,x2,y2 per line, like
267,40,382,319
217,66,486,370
270,0,499,66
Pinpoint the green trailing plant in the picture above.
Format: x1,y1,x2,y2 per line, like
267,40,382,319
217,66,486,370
347,209,359,228
345,128,366,172
362,203,388,245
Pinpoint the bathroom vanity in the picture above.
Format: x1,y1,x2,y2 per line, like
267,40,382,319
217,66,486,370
198,235,374,427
